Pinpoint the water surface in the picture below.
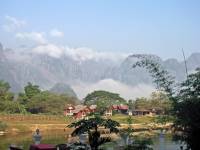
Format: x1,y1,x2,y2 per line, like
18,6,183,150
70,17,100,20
0,131,182,150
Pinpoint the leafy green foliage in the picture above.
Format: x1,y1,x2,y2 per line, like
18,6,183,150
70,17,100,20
68,115,120,150
24,82,41,99
0,80,10,95
26,91,78,114
18,82,79,115
129,92,172,114
0,101,26,114
84,90,126,113
131,54,200,149
155,115,174,124
173,68,200,150
18,92,29,105
0,121,7,131
0,80,14,101
0,81,79,115
0,80,25,114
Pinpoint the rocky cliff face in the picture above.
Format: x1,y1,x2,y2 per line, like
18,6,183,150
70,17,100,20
0,43,199,94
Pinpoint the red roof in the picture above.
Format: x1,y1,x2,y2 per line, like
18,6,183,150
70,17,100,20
112,105,118,110
109,104,129,110
118,105,129,110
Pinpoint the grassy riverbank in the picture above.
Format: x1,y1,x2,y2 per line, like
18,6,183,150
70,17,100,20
0,114,171,133
0,114,72,133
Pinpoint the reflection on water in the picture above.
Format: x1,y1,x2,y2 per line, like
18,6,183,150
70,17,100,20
152,133,182,150
0,131,68,150
0,131,182,150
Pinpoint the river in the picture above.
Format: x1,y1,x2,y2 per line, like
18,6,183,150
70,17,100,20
0,131,183,150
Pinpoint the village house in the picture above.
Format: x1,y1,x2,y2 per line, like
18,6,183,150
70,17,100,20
105,104,129,116
132,109,152,116
64,104,97,119
132,108,164,116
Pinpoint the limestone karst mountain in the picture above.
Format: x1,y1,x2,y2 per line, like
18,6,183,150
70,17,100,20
0,43,199,98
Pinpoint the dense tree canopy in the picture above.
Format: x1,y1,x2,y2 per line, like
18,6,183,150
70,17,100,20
24,82,41,99
84,90,126,113
26,91,78,114
174,68,200,150
133,92,171,112
0,80,14,101
0,80,23,113
0,81,79,115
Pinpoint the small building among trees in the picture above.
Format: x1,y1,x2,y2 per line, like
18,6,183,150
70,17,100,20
64,104,97,119
104,104,129,116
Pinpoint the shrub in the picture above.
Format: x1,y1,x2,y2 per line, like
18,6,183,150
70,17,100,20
0,121,7,131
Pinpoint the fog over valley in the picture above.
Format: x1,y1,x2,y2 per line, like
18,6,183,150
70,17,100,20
0,42,200,100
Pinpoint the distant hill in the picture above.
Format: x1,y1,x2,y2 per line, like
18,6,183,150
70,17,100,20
50,83,77,98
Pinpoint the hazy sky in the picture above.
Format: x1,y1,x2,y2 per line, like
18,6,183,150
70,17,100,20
0,0,200,60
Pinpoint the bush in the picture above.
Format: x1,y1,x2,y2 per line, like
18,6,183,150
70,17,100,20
0,121,7,131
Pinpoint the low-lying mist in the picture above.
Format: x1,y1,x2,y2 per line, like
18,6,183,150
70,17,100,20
72,79,155,100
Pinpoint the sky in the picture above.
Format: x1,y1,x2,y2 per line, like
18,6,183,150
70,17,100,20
0,0,200,60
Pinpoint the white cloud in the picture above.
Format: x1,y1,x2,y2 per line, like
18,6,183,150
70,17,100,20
2,16,126,62
72,79,155,100
15,32,47,44
30,43,127,61
50,29,64,37
64,47,128,62
32,44,65,58
2,15,26,32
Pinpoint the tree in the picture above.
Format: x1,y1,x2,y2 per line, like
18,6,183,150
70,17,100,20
68,115,120,150
173,68,200,150
128,100,135,110
0,121,7,131
149,91,172,114
131,54,200,149
26,91,78,114
133,92,171,116
134,97,149,109
24,82,41,99
18,92,29,105
84,90,126,113
0,80,23,114
0,80,14,101
131,54,175,98
0,80,10,95
0,101,26,114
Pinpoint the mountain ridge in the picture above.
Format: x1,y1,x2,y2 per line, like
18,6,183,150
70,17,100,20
0,43,199,99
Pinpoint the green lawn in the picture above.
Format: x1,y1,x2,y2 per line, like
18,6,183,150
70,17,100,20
0,114,157,125
0,114,72,124
0,114,74,132
0,113,162,133
110,114,156,124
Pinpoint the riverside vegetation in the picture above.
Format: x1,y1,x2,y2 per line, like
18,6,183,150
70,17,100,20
0,79,172,133
131,54,200,150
